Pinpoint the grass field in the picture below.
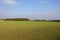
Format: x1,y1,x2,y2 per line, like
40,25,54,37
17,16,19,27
0,20,60,40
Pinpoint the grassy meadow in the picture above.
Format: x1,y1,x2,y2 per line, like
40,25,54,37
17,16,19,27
0,20,60,40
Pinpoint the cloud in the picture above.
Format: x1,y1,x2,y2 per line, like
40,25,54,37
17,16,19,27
4,0,17,5
0,9,6,18
40,0,48,3
35,9,60,20
0,10,4,14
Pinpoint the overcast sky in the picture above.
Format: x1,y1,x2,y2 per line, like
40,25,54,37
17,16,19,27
0,0,60,20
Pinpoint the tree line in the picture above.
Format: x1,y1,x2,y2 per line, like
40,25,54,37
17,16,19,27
0,18,60,22
4,18,29,21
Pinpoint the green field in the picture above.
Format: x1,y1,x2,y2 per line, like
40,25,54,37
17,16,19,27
0,20,60,40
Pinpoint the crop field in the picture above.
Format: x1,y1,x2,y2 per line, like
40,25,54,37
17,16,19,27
0,20,60,40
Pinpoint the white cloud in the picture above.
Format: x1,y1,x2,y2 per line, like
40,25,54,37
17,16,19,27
0,10,4,14
35,8,60,20
40,0,48,3
4,0,17,5
0,9,5,18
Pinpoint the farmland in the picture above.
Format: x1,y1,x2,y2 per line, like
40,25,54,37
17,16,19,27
0,20,60,40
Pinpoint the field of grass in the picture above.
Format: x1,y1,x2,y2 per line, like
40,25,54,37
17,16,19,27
0,20,60,40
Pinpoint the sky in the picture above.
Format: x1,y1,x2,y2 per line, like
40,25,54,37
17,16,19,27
0,0,60,20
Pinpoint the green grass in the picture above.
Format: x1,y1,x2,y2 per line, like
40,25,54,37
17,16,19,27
0,20,60,40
